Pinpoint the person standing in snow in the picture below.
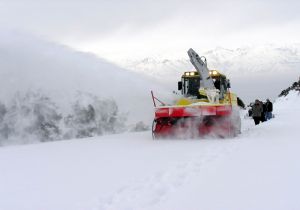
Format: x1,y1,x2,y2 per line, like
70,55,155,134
252,99,263,125
296,77,300,91
261,101,267,122
265,99,273,120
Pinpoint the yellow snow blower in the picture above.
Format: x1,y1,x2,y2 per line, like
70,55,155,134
151,48,241,138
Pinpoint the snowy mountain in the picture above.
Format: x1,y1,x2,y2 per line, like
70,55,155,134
0,31,169,107
0,88,299,210
117,44,300,103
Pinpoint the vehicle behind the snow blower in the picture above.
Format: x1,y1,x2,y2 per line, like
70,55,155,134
151,48,241,139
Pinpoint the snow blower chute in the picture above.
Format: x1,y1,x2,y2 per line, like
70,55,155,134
152,48,241,139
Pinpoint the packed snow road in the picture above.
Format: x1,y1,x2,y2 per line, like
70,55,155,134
0,91,300,210
0,132,240,210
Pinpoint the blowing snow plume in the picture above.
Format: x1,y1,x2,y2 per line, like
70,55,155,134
0,91,129,146
0,30,171,145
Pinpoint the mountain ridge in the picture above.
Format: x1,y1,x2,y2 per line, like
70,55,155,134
115,44,300,103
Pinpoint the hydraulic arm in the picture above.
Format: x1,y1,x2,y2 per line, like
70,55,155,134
187,48,215,89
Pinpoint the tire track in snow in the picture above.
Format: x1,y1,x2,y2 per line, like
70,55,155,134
96,140,240,210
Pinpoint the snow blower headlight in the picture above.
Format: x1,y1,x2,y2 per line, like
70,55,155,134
209,70,218,76
185,72,196,76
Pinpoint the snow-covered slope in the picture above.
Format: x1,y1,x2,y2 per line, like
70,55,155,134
0,31,171,122
118,44,300,103
0,90,299,210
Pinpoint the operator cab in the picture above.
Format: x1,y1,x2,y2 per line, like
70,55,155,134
178,71,201,98
178,70,231,99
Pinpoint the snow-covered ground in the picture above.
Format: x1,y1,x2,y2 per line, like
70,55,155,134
0,91,299,210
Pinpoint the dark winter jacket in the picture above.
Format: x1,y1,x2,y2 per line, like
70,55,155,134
262,103,267,112
266,101,273,112
252,103,263,117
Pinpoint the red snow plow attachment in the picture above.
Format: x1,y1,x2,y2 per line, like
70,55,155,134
152,104,240,139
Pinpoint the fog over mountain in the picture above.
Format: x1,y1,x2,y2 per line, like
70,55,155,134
117,44,300,103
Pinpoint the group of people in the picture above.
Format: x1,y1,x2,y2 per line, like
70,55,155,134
249,99,273,125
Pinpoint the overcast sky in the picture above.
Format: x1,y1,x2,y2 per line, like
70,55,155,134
1,0,300,59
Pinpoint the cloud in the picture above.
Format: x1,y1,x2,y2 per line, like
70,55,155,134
0,0,299,59
0,0,181,39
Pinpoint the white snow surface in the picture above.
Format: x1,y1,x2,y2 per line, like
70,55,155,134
0,91,299,210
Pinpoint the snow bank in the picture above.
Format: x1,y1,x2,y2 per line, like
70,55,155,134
275,90,300,111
